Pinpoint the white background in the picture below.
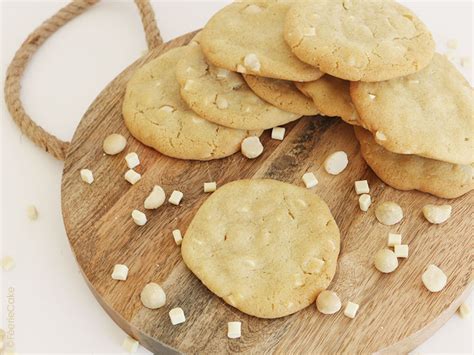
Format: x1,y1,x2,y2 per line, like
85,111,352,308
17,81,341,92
0,0,472,353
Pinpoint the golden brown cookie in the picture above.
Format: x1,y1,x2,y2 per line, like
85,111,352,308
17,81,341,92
355,127,473,199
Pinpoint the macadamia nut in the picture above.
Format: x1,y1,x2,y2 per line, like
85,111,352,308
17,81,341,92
422,264,447,292
144,185,166,209
359,194,371,212
27,205,38,220
132,210,147,226
243,53,261,72
103,134,127,155
422,204,452,224
241,136,263,159
316,290,341,314
140,282,166,309
375,202,403,226
374,249,398,273
324,151,348,175
458,302,470,319
80,169,94,184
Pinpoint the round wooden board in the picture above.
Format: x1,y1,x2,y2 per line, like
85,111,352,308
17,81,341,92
61,32,473,354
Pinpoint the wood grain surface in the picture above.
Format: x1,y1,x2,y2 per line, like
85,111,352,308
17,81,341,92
61,32,473,354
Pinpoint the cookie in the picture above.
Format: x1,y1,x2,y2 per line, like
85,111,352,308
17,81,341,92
175,43,301,130
182,179,340,319
243,75,320,116
284,0,435,82
296,75,360,125
351,53,474,165
355,127,473,199
200,1,323,82
122,46,259,160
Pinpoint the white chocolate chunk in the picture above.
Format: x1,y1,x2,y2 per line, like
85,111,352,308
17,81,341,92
125,152,140,169
302,257,324,274
303,27,316,36
394,244,409,258
324,151,348,175
387,233,402,247
358,194,371,212
375,131,387,141
354,180,369,194
169,307,186,325
243,53,261,72
243,4,262,14
374,249,398,273
368,93,376,100
422,204,452,224
216,96,229,109
169,190,184,205
140,282,166,309
204,182,217,193
271,127,286,141
227,321,242,339
159,105,174,113
122,335,139,353
1,256,15,271
408,79,420,84
446,39,458,49
422,264,447,292
458,302,470,319
103,133,127,155
144,185,166,209
302,172,318,189
184,79,197,91
344,301,360,319
241,136,264,159
80,169,94,184
27,205,38,220
124,169,141,185
131,209,147,226
215,68,230,80
375,202,403,226
112,264,129,281
172,229,183,246
316,290,341,314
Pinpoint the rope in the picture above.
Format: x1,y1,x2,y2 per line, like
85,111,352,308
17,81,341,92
4,0,162,160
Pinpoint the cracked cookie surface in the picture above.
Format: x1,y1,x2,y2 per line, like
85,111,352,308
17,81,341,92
176,43,300,130
122,46,259,160
243,75,320,116
296,75,360,125
181,179,340,318
284,0,434,82
355,127,474,199
351,53,474,165
200,0,323,82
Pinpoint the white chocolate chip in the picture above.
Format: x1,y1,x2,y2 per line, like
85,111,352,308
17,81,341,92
354,180,369,194
344,301,360,319
236,64,247,73
446,39,458,49
27,205,38,220
159,105,174,113
387,233,402,247
458,302,470,319
124,169,141,185
103,134,127,155
302,172,318,189
303,27,316,36
241,136,264,159
271,127,286,141
204,182,217,193
374,249,398,273
112,264,129,281
184,79,196,91
316,290,341,314
243,4,262,14
422,204,452,224
292,273,305,287
131,210,147,226
422,264,447,292
144,185,166,209
358,194,371,212
243,53,261,72
302,257,324,274
169,307,186,325
394,244,409,258
80,169,94,184
408,79,420,84
169,190,184,205
375,131,387,141
172,229,183,246
215,68,230,80
227,321,242,339
368,93,376,100
140,282,166,309
375,202,403,226
216,96,229,109
324,151,348,175
1,256,15,271
125,152,140,169
122,335,139,353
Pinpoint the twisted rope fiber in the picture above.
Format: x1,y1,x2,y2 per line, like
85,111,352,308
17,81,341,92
4,0,162,160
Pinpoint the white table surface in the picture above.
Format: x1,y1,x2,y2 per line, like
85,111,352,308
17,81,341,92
0,0,472,353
